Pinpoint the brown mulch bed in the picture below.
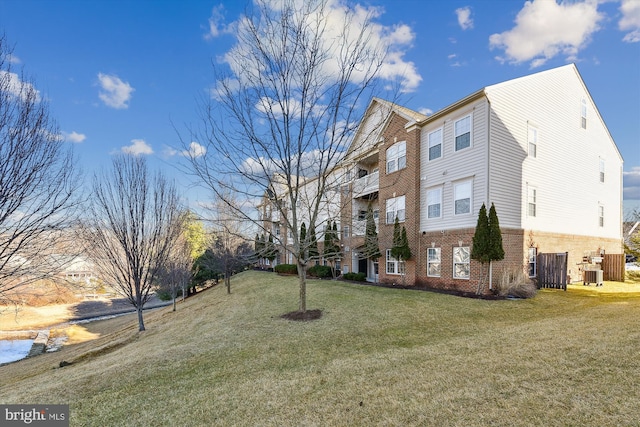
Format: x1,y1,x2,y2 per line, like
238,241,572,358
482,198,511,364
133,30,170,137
280,309,323,321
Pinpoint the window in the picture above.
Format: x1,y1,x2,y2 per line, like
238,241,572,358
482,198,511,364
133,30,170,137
386,195,406,224
427,247,441,277
581,99,587,129
599,205,604,227
455,115,471,151
599,158,605,183
528,247,537,278
428,128,442,161
386,249,405,275
373,209,379,220
454,180,472,215
386,141,406,174
528,125,538,158
358,210,367,221
427,187,442,219
528,186,537,217
453,246,470,279
342,225,350,238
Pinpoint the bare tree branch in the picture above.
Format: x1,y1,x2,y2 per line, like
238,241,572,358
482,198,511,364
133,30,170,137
0,35,83,303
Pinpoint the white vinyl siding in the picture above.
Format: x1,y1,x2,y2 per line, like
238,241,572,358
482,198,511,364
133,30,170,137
454,180,472,215
454,115,471,151
386,195,405,224
386,141,406,174
428,128,442,161
453,246,470,279
419,100,487,233
426,187,442,219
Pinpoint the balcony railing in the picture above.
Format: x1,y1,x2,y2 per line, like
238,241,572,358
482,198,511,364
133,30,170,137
352,171,379,199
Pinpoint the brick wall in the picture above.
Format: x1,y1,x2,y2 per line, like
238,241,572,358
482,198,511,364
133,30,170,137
377,113,421,285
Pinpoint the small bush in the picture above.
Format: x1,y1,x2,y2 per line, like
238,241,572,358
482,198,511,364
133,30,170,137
274,264,298,275
626,269,640,283
494,267,537,298
343,272,367,282
308,265,332,278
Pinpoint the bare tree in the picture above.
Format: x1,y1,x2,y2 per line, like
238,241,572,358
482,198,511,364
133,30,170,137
157,227,192,312
206,194,252,294
84,155,180,331
185,0,398,314
0,35,82,304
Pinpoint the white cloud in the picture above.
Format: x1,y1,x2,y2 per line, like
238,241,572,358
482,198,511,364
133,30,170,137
455,7,474,30
164,142,207,158
205,4,234,39
62,131,86,143
418,107,433,116
489,0,604,67
222,0,422,93
624,167,640,200
97,73,134,109
620,0,640,42
182,142,207,158
7,54,21,64
121,139,153,156
0,70,40,102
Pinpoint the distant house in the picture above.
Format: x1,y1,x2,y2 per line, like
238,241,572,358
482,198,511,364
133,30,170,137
263,64,624,293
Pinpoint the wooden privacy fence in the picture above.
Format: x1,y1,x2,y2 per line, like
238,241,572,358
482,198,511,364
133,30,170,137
602,254,625,282
537,252,568,290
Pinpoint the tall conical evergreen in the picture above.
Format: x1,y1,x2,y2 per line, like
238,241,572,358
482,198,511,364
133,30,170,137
488,203,505,261
471,203,490,263
308,225,319,259
363,204,381,260
390,217,411,262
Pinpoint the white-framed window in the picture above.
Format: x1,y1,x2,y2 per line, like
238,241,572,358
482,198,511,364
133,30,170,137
528,186,537,217
386,195,406,224
581,99,587,129
599,158,605,183
599,205,604,227
343,265,349,274
455,115,472,151
454,180,472,215
386,141,406,174
428,128,443,161
528,247,537,278
342,225,350,238
426,187,442,219
386,249,405,275
528,125,538,158
453,246,470,279
427,247,441,277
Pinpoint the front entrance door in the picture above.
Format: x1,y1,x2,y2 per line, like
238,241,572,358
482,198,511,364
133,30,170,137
358,258,367,275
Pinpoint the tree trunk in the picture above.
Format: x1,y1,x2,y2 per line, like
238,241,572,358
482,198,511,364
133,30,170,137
298,261,307,313
137,306,146,332
172,294,177,312
226,274,231,294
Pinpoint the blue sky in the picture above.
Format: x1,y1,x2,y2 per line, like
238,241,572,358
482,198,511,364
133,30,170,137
0,0,638,212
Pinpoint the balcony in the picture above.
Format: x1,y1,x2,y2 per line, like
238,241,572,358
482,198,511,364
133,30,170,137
352,171,379,199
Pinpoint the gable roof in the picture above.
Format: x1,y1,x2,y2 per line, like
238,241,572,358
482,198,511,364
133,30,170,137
343,97,427,162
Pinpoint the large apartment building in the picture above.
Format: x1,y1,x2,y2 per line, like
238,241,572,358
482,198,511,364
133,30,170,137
262,64,624,293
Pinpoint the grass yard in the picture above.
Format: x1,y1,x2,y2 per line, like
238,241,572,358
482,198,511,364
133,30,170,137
1,271,639,426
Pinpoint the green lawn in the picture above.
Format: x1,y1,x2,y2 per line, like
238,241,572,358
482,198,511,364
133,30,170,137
2,271,639,426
